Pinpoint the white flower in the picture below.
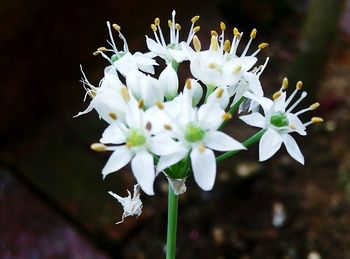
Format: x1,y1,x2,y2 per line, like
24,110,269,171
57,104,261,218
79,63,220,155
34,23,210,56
240,81,323,164
94,21,157,76
146,10,200,64
156,93,246,191
108,184,142,224
183,78,203,106
93,88,183,195
159,63,179,100
75,66,127,124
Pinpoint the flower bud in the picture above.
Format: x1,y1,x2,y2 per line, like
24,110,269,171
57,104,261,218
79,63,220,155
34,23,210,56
183,79,203,106
207,86,229,109
159,64,179,100
140,75,164,108
126,70,144,99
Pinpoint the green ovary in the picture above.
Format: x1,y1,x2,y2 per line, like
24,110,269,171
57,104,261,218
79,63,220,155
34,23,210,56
126,130,146,147
184,123,205,143
270,112,289,127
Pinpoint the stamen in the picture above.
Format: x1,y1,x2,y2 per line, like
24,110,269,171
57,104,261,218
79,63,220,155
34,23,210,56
222,113,232,121
185,78,192,89
289,123,296,129
250,28,257,39
93,51,101,56
258,43,269,49
106,21,118,53
273,91,282,100
233,28,240,38
211,30,218,36
156,100,164,109
208,63,216,69
191,15,200,23
97,47,107,52
232,65,242,74
146,121,152,131
151,24,157,32
296,81,303,90
198,144,206,153
220,22,226,31
241,28,257,57
154,18,160,26
311,117,324,123
91,143,107,152
282,77,288,90
310,102,320,110
121,85,131,102
138,99,144,109
164,124,172,130
216,88,224,98
112,23,121,32
193,35,201,52
286,91,307,113
155,18,166,47
175,23,181,30
223,40,231,53
109,112,117,120
193,26,200,32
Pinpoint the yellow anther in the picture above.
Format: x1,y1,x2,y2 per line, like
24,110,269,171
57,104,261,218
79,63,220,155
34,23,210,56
273,91,282,100
193,26,200,32
138,99,144,109
126,143,133,148
185,78,192,89
164,124,172,130
198,144,206,153
223,113,232,121
282,77,289,89
258,43,269,49
97,47,107,52
168,20,173,28
210,35,219,51
154,18,160,26
250,28,257,39
108,112,117,120
208,63,217,69
90,90,97,98
121,85,130,102
156,100,164,109
311,117,324,123
93,51,100,56
296,81,303,90
112,23,121,32
289,123,296,129
90,143,107,152
191,15,200,23
220,22,226,31
151,24,157,32
223,40,231,53
211,30,218,36
233,27,240,37
232,65,242,74
175,23,181,30
216,88,224,98
309,102,320,110
193,35,201,52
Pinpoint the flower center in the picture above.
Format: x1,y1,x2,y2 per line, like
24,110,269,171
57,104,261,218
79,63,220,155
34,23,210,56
270,112,289,127
184,123,205,143
111,52,126,62
126,129,146,147
167,43,180,50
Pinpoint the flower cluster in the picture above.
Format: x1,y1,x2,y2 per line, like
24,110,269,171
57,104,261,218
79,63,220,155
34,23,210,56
76,11,322,222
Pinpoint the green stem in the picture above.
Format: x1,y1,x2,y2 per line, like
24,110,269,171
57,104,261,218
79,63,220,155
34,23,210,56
166,186,179,259
216,129,266,162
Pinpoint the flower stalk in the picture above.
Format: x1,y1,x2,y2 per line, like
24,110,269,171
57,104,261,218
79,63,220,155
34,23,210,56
166,185,179,259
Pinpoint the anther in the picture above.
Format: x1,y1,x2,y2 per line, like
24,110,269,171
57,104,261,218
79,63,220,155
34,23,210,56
193,35,201,52
156,100,164,109
193,26,200,32
273,91,282,100
93,51,101,56
154,18,160,26
282,77,288,89
168,20,173,28
258,43,269,49
112,23,121,32
309,102,320,110
208,63,216,69
216,88,224,98
185,79,192,89
90,143,107,152
175,23,181,30
250,28,257,39
146,121,152,131
296,81,303,90
151,24,157,32
164,124,172,130
121,85,130,102
198,144,206,153
289,123,296,129
191,15,200,23
138,99,144,109
223,40,231,53
311,117,324,123
232,65,242,74
233,27,240,37
97,47,107,52
211,30,218,36
220,22,226,31
108,112,117,120
210,35,219,51
222,113,232,121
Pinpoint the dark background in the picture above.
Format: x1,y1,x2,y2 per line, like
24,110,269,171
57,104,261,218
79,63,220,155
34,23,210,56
1,0,350,258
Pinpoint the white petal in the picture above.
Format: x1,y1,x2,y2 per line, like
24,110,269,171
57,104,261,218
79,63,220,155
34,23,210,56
156,149,188,173
190,147,216,191
282,134,304,164
168,49,187,63
205,131,245,152
198,103,225,130
259,128,283,161
239,113,266,128
207,87,230,110
149,134,183,156
131,151,155,195
183,79,203,106
74,105,93,118
244,92,273,115
145,36,167,56
114,52,138,77
159,64,179,100
102,146,133,178
100,122,126,144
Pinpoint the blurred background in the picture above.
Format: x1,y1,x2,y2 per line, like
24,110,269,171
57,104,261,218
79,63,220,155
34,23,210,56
1,0,349,258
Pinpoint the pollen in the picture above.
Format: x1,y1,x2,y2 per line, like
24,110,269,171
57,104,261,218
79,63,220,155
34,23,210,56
112,23,121,32
273,91,282,100
193,35,201,52
220,22,226,31
282,77,289,89
223,40,231,53
311,117,324,123
258,43,269,49
164,124,172,130
296,81,303,90
121,85,130,102
222,113,232,121
250,28,257,39
185,78,192,89
154,18,160,26
198,144,206,153
156,100,164,109
151,24,157,32
232,65,242,74
175,23,181,30
138,99,144,109
193,26,201,32
108,112,117,120
90,143,107,152
191,15,200,23
309,102,320,110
